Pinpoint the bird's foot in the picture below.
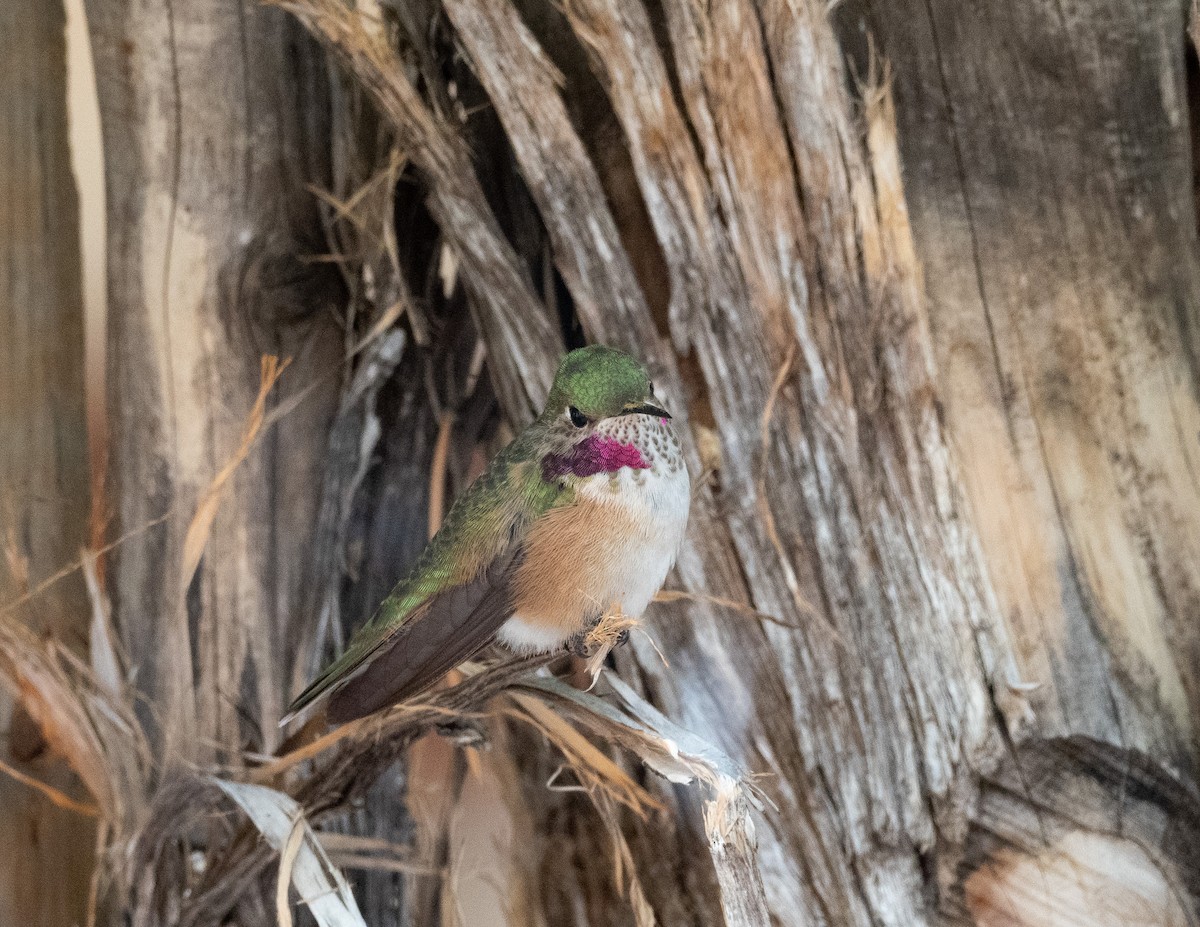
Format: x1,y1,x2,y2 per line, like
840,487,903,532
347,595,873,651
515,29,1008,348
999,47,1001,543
569,617,632,657
568,630,597,658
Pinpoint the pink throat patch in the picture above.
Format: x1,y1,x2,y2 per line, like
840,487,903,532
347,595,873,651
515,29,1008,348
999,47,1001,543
542,434,650,479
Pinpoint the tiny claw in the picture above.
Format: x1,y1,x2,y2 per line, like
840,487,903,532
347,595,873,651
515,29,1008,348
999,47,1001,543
567,631,595,658
615,629,630,647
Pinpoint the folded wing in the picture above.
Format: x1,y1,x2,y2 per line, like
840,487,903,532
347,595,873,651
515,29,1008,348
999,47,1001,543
325,543,523,723
281,539,525,725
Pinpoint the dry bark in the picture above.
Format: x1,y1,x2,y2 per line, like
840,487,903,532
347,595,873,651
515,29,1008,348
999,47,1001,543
274,0,565,422
88,0,344,759
836,0,1200,772
946,736,1200,926
0,2,95,925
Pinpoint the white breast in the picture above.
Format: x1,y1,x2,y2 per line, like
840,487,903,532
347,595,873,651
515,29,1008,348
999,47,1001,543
573,461,691,616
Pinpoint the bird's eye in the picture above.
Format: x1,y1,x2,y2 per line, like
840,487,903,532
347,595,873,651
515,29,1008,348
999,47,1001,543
568,406,588,428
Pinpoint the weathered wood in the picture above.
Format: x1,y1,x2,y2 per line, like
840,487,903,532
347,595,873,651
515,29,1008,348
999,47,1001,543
24,0,1199,924
442,0,656,343
88,0,343,759
273,0,565,423
406,0,1028,921
0,2,95,925
836,0,1200,771
294,327,406,688
946,737,1200,926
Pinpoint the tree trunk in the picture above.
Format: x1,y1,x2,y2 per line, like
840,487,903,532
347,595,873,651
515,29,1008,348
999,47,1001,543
1,0,1195,924
831,2,1200,919
88,0,343,760
0,2,95,925
836,0,1200,772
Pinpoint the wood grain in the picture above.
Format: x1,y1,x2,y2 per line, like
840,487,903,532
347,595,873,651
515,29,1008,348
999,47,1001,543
948,737,1200,926
837,0,1200,774
0,3,95,926
88,0,343,759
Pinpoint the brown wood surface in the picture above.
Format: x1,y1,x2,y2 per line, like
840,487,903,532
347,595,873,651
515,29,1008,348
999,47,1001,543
0,2,95,925
947,737,1200,927
837,0,1200,773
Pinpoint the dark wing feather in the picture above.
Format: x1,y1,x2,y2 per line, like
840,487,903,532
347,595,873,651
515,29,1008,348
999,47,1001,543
283,435,563,728
324,543,524,723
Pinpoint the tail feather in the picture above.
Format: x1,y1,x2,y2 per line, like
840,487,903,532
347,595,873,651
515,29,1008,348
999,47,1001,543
279,643,380,727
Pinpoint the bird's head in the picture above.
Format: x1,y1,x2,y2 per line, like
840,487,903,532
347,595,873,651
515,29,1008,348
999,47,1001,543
538,346,674,480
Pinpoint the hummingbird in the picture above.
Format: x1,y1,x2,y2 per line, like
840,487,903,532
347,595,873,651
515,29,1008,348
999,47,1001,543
284,346,690,725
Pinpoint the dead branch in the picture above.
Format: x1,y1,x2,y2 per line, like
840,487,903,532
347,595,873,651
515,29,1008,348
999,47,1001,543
167,653,554,927
269,0,563,422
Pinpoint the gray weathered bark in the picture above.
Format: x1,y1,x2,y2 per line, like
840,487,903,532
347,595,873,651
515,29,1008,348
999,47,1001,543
88,0,343,759
837,0,1200,774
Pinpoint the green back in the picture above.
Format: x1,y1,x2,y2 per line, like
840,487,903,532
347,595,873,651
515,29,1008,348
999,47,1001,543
284,429,564,718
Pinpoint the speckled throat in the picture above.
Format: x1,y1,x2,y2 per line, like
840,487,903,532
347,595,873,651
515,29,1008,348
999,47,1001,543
541,416,682,481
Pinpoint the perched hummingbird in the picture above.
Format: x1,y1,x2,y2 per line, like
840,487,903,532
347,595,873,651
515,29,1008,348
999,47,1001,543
284,346,690,725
